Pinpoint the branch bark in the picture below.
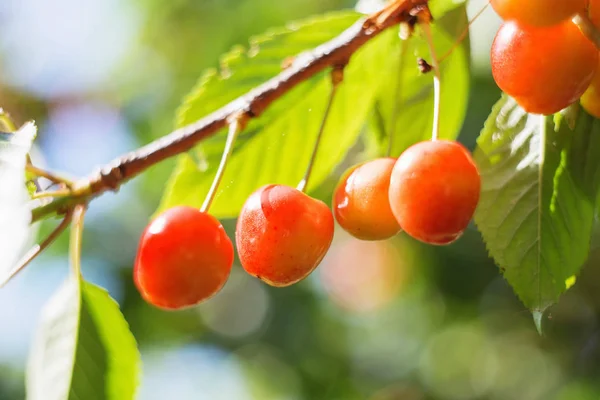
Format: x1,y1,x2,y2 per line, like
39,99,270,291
31,0,429,222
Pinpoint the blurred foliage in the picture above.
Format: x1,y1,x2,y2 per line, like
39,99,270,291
1,0,600,399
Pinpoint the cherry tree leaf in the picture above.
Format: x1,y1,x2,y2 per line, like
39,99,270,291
474,96,600,312
27,278,140,400
158,5,470,218
364,4,469,157
0,122,36,283
158,11,385,218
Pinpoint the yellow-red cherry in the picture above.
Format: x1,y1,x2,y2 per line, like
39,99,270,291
388,140,481,245
491,20,598,115
236,184,334,287
134,206,233,310
333,158,400,241
491,0,586,27
581,59,600,118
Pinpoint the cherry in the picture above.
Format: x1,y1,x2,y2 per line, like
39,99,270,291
491,20,598,115
236,184,334,287
581,60,600,118
590,0,600,27
388,140,480,245
134,206,233,310
491,0,586,27
333,158,400,241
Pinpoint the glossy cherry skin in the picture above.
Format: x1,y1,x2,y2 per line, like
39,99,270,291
388,140,481,245
491,20,598,115
134,206,233,310
236,184,334,287
333,158,400,241
491,0,586,27
591,0,600,27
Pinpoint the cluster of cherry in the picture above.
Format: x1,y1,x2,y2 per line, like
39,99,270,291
490,0,600,117
132,0,600,311
132,136,480,310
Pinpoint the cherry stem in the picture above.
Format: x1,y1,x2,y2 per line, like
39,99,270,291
421,21,441,142
297,66,344,193
387,39,408,157
70,205,87,278
0,211,73,288
438,1,490,63
200,113,248,213
573,13,600,51
0,109,16,132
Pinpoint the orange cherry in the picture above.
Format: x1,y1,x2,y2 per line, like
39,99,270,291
236,184,334,287
333,158,400,241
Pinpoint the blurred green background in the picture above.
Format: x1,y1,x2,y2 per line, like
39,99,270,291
1,0,600,399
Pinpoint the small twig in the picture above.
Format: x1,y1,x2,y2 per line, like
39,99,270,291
421,20,441,141
297,66,344,193
387,39,409,157
201,113,248,213
0,211,73,288
30,0,430,223
573,12,600,51
70,205,87,278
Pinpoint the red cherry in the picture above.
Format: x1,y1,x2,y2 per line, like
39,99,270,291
134,206,233,310
333,158,400,241
388,140,481,245
491,20,598,115
236,184,334,287
491,0,586,27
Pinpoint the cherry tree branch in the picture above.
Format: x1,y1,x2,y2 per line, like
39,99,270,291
31,0,429,222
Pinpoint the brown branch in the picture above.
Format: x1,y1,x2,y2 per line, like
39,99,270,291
31,0,428,223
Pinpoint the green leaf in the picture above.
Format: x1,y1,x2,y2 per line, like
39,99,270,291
365,4,470,157
474,96,600,312
158,11,394,218
0,122,36,282
158,5,470,218
27,278,140,400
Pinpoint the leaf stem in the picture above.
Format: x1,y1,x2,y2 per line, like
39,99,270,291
297,66,344,193
26,164,75,187
70,205,87,278
201,113,248,213
421,20,441,141
32,188,73,200
387,39,408,157
0,211,73,288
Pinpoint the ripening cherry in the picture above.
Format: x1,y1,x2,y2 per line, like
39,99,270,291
491,20,598,115
236,184,334,287
491,0,587,27
333,158,400,241
388,140,481,245
134,206,233,310
581,60,600,118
